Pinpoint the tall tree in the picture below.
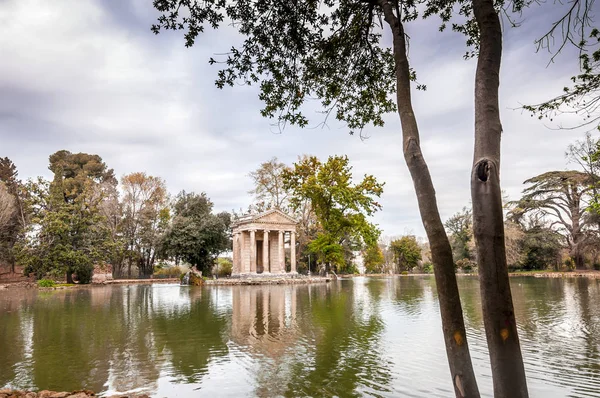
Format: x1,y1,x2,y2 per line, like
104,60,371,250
161,191,231,275
0,158,28,272
282,155,383,273
20,151,118,283
18,177,113,284
248,157,291,211
48,150,117,201
445,208,473,263
0,183,17,245
96,181,125,274
519,223,562,271
511,170,596,269
363,244,385,274
152,1,481,393
470,0,529,394
121,172,170,277
390,235,422,272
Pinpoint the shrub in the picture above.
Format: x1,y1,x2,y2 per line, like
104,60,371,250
296,262,309,274
75,264,94,284
593,263,600,271
422,262,433,274
37,279,56,288
563,257,575,271
456,258,476,273
154,266,186,278
401,270,409,275
337,262,359,274
216,258,232,277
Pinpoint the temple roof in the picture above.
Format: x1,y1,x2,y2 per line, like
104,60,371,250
232,208,298,228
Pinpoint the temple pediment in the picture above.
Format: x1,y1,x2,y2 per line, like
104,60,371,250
252,209,297,225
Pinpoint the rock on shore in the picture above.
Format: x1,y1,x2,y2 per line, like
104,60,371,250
0,390,148,398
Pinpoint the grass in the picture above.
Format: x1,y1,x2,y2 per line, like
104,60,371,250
37,279,56,288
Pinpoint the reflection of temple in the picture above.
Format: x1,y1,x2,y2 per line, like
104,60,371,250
230,286,299,355
231,209,298,275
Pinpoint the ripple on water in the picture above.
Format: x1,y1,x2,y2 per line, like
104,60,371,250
0,279,599,397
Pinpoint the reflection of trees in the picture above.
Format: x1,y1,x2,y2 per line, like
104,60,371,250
281,283,392,398
105,286,160,393
226,282,393,397
509,277,600,396
455,276,483,330
391,276,426,316
0,309,24,386
6,286,162,394
2,277,598,397
572,278,600,396
0,290,34,389
363,276,387,302
513,277,565,339
151,288,229,383
30,289,113,392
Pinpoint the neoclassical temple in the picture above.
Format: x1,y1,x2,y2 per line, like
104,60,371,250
231,209,298,276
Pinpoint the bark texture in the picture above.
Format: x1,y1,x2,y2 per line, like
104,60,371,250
379,1,480,396
471,0,529,396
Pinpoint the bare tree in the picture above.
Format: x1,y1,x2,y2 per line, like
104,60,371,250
0,184,17,237
121,172,169,277
248,157,291,211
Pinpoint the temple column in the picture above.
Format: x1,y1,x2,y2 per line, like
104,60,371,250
278,230,285,273
240,231,246,273
263,230,270,273
290,230,297,274
233,232,239,274
250,229,256,273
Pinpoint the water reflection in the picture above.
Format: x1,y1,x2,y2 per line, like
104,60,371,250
0,277,599,397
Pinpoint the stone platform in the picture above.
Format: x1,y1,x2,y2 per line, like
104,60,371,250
204,275,332,286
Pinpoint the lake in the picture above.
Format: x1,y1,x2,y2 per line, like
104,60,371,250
1,276,599,397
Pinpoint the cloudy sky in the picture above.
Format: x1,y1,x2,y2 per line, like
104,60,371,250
0,0,592,238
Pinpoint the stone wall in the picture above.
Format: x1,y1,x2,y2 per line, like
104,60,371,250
91,263,113,284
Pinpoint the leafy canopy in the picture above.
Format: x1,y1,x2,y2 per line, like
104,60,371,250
363,244,385,274
390,235,422,271
282,155,383,269
150,0,496,134
17,152,117,283
161,191,231,274
444,207,473,262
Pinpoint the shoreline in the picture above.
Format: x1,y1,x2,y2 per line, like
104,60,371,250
203,275,333,285
362,271,600,279
513,270,600,279
3,270,599,290
0,275,333,289
0,389,148,398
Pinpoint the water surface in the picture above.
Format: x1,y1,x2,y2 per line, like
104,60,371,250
1,276,599,397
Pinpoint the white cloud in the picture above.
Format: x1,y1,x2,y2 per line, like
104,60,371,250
0,0,591,238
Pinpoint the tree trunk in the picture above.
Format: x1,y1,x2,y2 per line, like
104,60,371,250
471,0,529,396
379,2,480,397
66,270,74,284
571,243,585,270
